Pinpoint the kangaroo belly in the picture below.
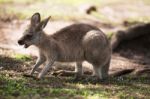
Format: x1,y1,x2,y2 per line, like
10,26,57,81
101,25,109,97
57,47,85,62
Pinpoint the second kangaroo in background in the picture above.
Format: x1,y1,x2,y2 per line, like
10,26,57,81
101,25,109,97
18,13,111,80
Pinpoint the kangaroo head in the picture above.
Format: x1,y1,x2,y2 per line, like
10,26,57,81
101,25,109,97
18,12,50,48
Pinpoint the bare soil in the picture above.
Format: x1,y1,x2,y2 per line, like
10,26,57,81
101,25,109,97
0,0,150,79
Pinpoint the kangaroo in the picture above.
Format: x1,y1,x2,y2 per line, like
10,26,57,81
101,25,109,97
18,12,111,80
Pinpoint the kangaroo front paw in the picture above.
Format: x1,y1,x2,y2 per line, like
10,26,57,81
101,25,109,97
37,73,43,79
33,77,41,80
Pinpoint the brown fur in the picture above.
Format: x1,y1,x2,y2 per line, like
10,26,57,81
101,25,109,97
18,13,111,80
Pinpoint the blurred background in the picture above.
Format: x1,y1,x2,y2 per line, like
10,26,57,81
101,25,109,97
1,0,150,22
0,0,150,54
0,0,150,55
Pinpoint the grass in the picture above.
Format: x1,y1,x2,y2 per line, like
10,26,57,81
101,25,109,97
0,73,150,99
107,32,114,40
12,54,32,61
0,50,150,99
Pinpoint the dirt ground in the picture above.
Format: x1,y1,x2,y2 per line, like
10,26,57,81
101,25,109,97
0,1,150,81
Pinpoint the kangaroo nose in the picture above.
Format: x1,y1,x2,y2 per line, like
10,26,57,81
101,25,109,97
18,40,24,45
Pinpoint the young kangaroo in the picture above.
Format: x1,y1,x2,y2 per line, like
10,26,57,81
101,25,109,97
18,13,111,80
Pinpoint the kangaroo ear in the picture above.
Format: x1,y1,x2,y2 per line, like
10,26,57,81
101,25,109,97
38,16,51,30
31,12,41,26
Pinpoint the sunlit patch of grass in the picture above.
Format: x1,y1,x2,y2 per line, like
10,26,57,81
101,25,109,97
0,73,150,99
91,12,111,23
0,75,30,96
12,54,32,61
0,75,108,99
107,32,114,40
126,17,150,23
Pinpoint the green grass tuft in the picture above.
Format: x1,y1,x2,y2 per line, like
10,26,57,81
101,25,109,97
107,32,114,40
12,54,32,61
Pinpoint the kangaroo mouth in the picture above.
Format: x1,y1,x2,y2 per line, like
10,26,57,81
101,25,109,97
24,44,30,48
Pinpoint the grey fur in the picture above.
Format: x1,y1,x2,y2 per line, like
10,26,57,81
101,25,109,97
18,13,111,80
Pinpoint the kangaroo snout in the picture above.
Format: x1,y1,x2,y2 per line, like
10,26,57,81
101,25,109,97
18,39,30,48
18,39,24,45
